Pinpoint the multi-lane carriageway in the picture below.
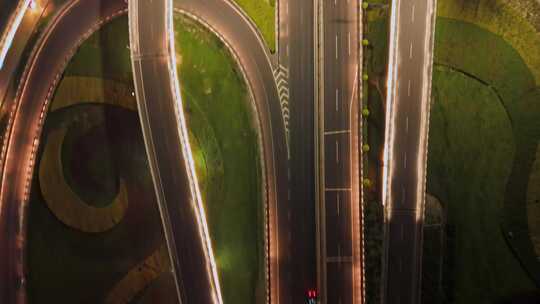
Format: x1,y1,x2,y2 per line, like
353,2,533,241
381,0,437,303
317,0,364,303
0,0,437,302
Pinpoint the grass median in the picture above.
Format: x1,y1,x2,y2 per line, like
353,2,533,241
363,5,389,303
232,0,275,52
174,15,265,304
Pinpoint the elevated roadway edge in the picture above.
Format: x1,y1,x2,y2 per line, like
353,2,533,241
0,0,127,302
0,0,284,302
316,0,364,303
380,0,437,303
129,0,223,302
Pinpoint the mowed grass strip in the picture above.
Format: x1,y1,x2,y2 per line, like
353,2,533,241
435,17,540,283
437,0,540,83
527,146,540,257
232,0,276,52
427,66,537,302
428,15,540,300
51,76,137,112
174,15,265,304
64,16,132,83
363,11,390,304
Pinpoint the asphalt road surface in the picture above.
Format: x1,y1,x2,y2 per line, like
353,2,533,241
0,0,288,302
0,0,339,302
0,1,127,302
133,0,292,302
320,0,363,303
129,0,225,302
277,0,318,302
171,1,289,300
1,0,51,133
381,0,437,303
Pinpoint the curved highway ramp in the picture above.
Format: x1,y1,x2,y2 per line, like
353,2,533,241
129,0,222,303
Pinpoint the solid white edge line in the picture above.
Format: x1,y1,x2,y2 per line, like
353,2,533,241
382,0,400,211
0,0,32,69
166,0,223,302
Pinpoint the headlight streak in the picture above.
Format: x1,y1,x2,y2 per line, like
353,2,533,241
0,0,32,69
382,0,401,216
0,1,126,302
165,0,224,302
416,0,437,222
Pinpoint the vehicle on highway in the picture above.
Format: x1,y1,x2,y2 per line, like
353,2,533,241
306,289,318,304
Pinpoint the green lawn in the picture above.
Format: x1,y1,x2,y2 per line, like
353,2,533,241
360,2,540,302
363,8,389,304
232,0,275,52
174,15,265,304
28,12,264,303
527,146,540,257
437,0,540,84
27,14,168,303
64,16,132,84
428,65,536,302
28,104,166,303
426,16,540,302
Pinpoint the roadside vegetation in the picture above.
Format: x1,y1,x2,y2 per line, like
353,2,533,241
362,2,389,303
29,13,264,304
174,15,265,304
424,0,540,301
232,0,276,52
528,146,540,258
27,15,169,303
361,1,540,303
428,65,534,302
421,195,445,303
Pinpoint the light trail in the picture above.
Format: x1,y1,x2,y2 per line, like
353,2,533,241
129,0,224,302
349,68,364,304
166,0,223,301
415,0,437,222
0,0,32,69
170,6,280,304
0,1,127,301
382,0,400,213
380,0,438,301
0,0,80,221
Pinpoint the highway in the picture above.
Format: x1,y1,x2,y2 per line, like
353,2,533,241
0,0,288,302
0,1,128,302
381,0,437,303
318,0,364,303
0,0,51,133
277,0,318,302
129,0,223,302
0,0,369,302
171,1,289,300
0,0,53,97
